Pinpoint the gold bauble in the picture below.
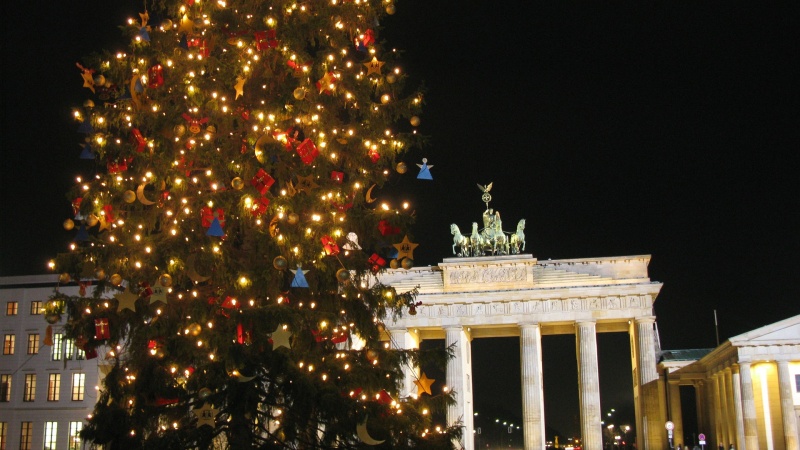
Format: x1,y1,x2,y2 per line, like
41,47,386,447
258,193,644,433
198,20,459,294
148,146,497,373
110,274,123,286
83,99,95,109
293,87,306,100
273,256,288,271
198,387,212,399
231,177,244,190
395,162,408,174
173,124,186,138
85,214,99,227
160,19,173,30
336,268,351,283
287,213,299,225
93,74,106,86
365,348,379,361
187,323,202,336
95,268,106,280
389,259,399,269
401,258,414,270
59,273,71,283
380,94,391,104
386,4,396,14
409,116,421,127
159,274,173,287
123,190,137,203
63,219,75,231
386,73,397,84
205,125,216,138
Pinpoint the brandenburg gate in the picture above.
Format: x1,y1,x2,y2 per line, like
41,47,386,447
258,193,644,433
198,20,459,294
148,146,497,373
379,253,665,450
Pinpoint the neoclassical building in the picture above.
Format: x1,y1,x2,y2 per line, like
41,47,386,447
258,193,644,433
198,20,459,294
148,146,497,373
379,254,666,450
660,315,800,450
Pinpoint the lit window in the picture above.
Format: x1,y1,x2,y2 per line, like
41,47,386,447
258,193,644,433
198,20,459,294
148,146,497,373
48,373,61,401
27,334,39,355
68,421,84,450
0,374,10,402
64,338,75,360
2,335,13,355
0,421,7,450
23,374,36,402
51,333,64,361
30,301,43,315
43,421,58,450
19,422,33,450
71,373,85,401
5,302,17,316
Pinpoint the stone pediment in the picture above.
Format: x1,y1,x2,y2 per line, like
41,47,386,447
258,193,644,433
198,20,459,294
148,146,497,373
729,314,800,347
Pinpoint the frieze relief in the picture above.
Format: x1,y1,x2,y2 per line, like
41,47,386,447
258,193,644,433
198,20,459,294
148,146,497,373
447,266,528,285
406,295,652,319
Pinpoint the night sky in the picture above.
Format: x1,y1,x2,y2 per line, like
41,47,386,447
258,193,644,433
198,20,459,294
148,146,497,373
2,0,798,441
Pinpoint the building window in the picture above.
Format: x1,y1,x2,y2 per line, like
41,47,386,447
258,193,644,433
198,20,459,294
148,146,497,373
26,334,39,355
19,422,32,450
29,301,43,315
0,421,7,450
795,373,800,393
51,334,63,361
22,374,35,402
5,302,17,316
0,374,10,402
2,335,14,355
43,422,57,450
68,422,83,450
64,338,74,360
71,373,85,401
47,373,61,401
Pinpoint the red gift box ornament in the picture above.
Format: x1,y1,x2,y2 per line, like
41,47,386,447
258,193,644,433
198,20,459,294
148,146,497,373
131,128,147,152
296,138,319,165
321,235,340,256
254,30,278,51
368,253,386,273
378,220,400,236
330,171,344,183
354,29,375,51
107,157,132,174
236,322,251,344
250,168,275,195
147,64,164,88
368,148,380,163
250,196,270,217
94,318,110,340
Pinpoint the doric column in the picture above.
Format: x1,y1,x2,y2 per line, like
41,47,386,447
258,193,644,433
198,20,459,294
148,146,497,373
388,328,420,398
718,369,731,447
635,317,660,450
713,373,724,448
668,379,684,447
695,381,708,438
724,368,736,447
776,361,799,450
445,326,474,450
738,362,759,450
731,365,745,450
520,323,545,450
576,320,602,450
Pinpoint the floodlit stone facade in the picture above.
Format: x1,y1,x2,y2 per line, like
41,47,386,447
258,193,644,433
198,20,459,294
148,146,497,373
0,275,103,450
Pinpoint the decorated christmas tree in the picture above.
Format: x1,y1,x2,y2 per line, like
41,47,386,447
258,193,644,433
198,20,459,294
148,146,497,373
49,0,458,447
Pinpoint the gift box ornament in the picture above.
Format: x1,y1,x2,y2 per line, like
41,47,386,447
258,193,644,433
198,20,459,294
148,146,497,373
94,318,110,340
250,168,275,195
296,138,319,165
321,235,340,256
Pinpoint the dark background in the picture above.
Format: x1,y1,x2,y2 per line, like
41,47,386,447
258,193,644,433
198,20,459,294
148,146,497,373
2,0,798,441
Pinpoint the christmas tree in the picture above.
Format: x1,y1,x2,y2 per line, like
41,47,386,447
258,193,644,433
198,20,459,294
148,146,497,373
49,0,458,448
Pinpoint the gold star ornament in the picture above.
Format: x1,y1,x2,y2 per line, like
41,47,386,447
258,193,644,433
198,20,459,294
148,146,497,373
271,325,292,349
393,235,419,260
193,403,218,428
363,57,384,76
114,287,139,312
295,174,319,194
234,76,245,100
414,372,435,396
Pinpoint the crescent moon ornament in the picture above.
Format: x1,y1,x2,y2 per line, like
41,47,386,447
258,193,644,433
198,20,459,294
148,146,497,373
231,371,257,382
186,254,210,283
136,183,156,205
365,184,377,203
356,417,385,445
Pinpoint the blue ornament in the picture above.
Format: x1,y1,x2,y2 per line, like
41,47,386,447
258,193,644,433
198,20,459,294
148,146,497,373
206,218,225,237
290,265,309,288
416,158,433,180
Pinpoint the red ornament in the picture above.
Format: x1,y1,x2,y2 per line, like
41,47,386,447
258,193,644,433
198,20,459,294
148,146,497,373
236,323,251,344
296,138,319,165
376,389,393,405
200,207,225,228
315,71,338,94
85,348,98,359
378,220,400,236
254,30,278,50
250,196,270,217
147,64,164,88
94,318,110,340
321,235,339,256
107,157,132,174
250,168,275,195
368,253,386,273
330,171,344,183
102,204,115,222
71,197,83,219
354,29,375,50
131,128,147,152
139,281,153,298
78,281,91,296
368,149,380,163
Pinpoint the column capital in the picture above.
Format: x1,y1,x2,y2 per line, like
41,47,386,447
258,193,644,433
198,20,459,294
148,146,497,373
519,322,541,330
575,319,597,327
634,316,656,325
